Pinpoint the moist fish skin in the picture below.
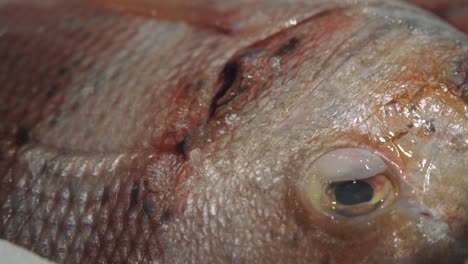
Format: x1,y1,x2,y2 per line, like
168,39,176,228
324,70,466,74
0,0,467,263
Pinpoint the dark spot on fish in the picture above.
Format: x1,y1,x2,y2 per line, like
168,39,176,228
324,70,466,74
175,133,190,158
70,102,79,112
391,130,409,141
57,66,70,76
46,85,58,98
210,61,238,116
322,254,330,264
420,211,433,218
160,209,172,223
195,79,204,90
273,37,300,57
101,186,110,205
406,123,414,129
427,122,436,133
143,197,155,220
129,180,140,210
15,126,30,146
143,179,150,188
290,232,300,248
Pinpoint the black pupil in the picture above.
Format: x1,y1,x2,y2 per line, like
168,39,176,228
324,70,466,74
334,180,374,205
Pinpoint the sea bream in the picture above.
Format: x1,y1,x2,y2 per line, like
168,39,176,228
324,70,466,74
0,0,467,263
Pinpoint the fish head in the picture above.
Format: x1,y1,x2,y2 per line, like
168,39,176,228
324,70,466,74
0,1,467,263
169,6,468,263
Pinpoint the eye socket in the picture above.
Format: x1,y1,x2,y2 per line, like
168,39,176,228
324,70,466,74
303,148,398,218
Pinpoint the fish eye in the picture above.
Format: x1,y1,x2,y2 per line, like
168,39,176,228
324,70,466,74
303,148,399,218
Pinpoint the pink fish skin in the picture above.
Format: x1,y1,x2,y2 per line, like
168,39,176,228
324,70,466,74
0,0,467,263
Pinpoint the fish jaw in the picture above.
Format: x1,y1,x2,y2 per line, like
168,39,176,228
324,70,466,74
162,6,468,264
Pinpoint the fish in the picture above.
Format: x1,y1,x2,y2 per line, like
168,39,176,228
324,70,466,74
0,0,467,263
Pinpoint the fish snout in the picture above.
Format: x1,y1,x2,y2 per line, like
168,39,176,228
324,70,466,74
422,183,468,243
400,146,468,257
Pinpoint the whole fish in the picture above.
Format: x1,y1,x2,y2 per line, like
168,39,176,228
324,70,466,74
0,0,467,263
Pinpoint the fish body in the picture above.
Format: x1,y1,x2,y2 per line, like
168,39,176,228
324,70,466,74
0,0,467,263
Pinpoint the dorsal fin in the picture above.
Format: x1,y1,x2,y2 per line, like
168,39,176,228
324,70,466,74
86,0,241,33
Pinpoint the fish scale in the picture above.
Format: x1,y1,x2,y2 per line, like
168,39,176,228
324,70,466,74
3,149,148,261
0,2,216,153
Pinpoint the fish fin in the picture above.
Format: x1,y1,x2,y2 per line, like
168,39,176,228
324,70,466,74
85,0,242,33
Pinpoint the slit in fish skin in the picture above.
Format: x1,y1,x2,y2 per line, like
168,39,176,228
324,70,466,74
129,180,140,210
210,61,239,117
